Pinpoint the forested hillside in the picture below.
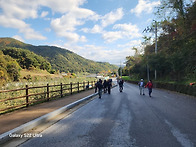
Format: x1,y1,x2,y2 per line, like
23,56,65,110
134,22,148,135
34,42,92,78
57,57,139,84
123,0,196,83
0,38,118,73
1,47,51,72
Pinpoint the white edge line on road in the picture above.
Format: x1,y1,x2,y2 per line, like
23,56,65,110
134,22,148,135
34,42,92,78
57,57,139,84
164,119,194,147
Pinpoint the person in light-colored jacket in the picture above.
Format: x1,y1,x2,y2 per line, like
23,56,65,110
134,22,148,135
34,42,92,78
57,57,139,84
138,79,145,95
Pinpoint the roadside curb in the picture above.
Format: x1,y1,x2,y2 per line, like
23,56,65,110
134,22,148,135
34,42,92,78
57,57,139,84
0,92,98,145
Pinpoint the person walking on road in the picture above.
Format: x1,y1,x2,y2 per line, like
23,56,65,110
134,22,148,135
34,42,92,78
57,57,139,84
138,79,145,95
103,80,107,93
95,80,98,93
106,79,112,94
97,79,103,99
145,80,153,97
119,79,124,92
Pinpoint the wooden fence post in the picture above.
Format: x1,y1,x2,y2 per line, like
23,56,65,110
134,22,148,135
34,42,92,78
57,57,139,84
83,81,85,90
70,82,72,95
77,82,80,93
26,85,29,107
91,81,93,88
47,83,49,101
61,83,63,97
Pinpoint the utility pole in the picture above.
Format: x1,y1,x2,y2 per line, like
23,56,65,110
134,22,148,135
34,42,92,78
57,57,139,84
120,60,122,77
147,56,150,81
154,20,158,80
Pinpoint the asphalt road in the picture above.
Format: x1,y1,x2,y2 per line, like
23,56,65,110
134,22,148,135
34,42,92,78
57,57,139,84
18,82,196,147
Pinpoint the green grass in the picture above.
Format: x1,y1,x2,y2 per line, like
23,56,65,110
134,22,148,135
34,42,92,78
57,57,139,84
122,76,139,81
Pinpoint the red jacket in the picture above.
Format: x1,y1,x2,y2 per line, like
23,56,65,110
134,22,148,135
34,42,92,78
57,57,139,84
145,82,153,88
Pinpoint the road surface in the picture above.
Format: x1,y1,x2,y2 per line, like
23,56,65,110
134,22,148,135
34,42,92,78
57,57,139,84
18,82,196,147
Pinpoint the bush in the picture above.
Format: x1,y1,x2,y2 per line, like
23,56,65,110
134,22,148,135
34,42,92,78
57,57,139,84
7,61,21,81
124,77,196,97
156,82,196,97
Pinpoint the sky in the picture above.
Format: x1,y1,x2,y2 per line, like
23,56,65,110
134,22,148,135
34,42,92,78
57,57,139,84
0,0,193,65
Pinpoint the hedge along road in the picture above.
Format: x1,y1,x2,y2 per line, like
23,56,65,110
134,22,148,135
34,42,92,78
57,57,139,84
17,82,196,147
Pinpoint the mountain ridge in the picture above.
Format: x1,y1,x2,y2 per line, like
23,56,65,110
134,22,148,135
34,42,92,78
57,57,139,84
0,37,118,73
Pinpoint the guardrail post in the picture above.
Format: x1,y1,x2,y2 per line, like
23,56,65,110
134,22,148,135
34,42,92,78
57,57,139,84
70,82,72,95
77,82,80,93
61,83,63,97
47,83,49,101
26,85,29,107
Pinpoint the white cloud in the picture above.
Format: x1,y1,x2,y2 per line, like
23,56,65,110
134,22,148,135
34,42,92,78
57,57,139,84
101,23,142,43
0,0,46,40
84,25,103,34
41,11,49,18
19,27,46,40
101,8,124,27
0,15,46,40
80,35,87,42
102,31,123,43
0,0,39,19
113,23,142,38
81,8,124,35
12,35,24,42
50,9,96,43
61,43,137,65
79,44,134,64
50,2,98,43
91,25,103,33
81,10,141,43
130,0,160,17
0,0,90,41
40,0,87,13
117,40,142,48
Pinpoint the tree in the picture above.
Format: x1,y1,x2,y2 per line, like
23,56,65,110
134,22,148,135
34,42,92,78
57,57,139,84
7,61,21,81
124,1,195,81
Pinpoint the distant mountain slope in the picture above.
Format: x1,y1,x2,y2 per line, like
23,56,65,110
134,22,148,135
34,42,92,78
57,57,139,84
0,38,118,73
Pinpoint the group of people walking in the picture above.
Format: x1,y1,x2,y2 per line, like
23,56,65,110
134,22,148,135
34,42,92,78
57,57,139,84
94,78,153,99
95,79,112,99
138,79,153,97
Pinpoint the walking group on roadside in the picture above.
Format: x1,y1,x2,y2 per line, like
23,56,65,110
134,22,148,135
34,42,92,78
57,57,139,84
95,77,153,99
95,79,112,99
138,78,153,97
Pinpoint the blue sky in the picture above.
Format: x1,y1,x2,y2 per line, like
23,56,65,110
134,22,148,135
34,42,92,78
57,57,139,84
0,0,193,65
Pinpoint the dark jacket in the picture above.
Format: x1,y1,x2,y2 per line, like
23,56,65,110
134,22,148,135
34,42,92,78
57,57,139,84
97,81,103,90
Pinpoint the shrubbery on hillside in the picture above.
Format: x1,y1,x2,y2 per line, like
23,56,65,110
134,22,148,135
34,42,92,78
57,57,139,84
0,51,21,83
